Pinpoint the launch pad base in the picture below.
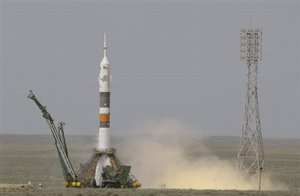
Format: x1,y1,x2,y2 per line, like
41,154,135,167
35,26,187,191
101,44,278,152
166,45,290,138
76,149,141,188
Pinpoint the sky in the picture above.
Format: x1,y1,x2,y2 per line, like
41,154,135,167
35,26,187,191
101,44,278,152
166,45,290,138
1,0,299,138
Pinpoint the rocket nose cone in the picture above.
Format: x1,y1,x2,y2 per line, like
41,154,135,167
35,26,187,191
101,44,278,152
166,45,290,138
100,56,110,66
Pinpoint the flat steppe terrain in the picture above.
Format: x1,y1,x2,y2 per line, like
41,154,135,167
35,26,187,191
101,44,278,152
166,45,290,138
1,134,299,195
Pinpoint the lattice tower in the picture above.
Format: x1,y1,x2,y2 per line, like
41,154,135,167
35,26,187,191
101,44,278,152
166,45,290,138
237,28,265,190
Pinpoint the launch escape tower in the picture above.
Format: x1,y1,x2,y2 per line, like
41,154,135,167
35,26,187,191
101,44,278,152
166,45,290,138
237,28,265,190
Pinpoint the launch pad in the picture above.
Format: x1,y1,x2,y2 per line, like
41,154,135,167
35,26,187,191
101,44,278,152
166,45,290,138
28,33,141,189
77,148,140,188
28,90,141,188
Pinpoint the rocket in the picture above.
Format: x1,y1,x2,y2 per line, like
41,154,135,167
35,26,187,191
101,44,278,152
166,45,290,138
98,33,111,150
95,33,112,186
94,34,141,188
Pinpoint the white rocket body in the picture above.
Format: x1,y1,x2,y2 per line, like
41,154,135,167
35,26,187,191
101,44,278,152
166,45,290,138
95,33,112,186
98,38,111,150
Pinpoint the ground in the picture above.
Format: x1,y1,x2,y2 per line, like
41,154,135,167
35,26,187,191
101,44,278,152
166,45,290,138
0,134,299,195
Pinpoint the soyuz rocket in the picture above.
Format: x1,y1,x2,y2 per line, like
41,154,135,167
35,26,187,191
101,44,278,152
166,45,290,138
98,33,111,152
95,33,112,185
94,34,140,188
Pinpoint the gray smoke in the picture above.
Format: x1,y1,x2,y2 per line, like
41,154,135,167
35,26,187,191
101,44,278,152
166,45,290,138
113,119,286,190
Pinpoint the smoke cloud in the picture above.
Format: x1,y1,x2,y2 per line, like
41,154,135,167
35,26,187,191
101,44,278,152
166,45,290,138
114,119,286,190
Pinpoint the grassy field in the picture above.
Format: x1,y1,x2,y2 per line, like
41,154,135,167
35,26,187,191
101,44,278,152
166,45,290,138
0,134,299,195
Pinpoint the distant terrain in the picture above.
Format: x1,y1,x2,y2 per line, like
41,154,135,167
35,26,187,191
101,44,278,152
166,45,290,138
0,134,299,195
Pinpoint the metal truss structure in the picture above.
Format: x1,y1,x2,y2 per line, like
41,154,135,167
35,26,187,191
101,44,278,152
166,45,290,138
237,28,265,190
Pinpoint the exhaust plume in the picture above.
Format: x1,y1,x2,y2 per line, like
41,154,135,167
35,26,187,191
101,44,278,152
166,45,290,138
114,119,286,190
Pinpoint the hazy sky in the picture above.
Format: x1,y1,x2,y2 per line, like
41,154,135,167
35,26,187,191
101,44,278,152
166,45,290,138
1,0,299,138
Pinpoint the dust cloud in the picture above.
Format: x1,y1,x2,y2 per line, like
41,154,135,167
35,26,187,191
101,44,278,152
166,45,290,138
114,119,286,190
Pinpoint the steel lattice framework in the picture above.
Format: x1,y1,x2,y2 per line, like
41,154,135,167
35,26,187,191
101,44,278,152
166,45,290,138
237,28,265,190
